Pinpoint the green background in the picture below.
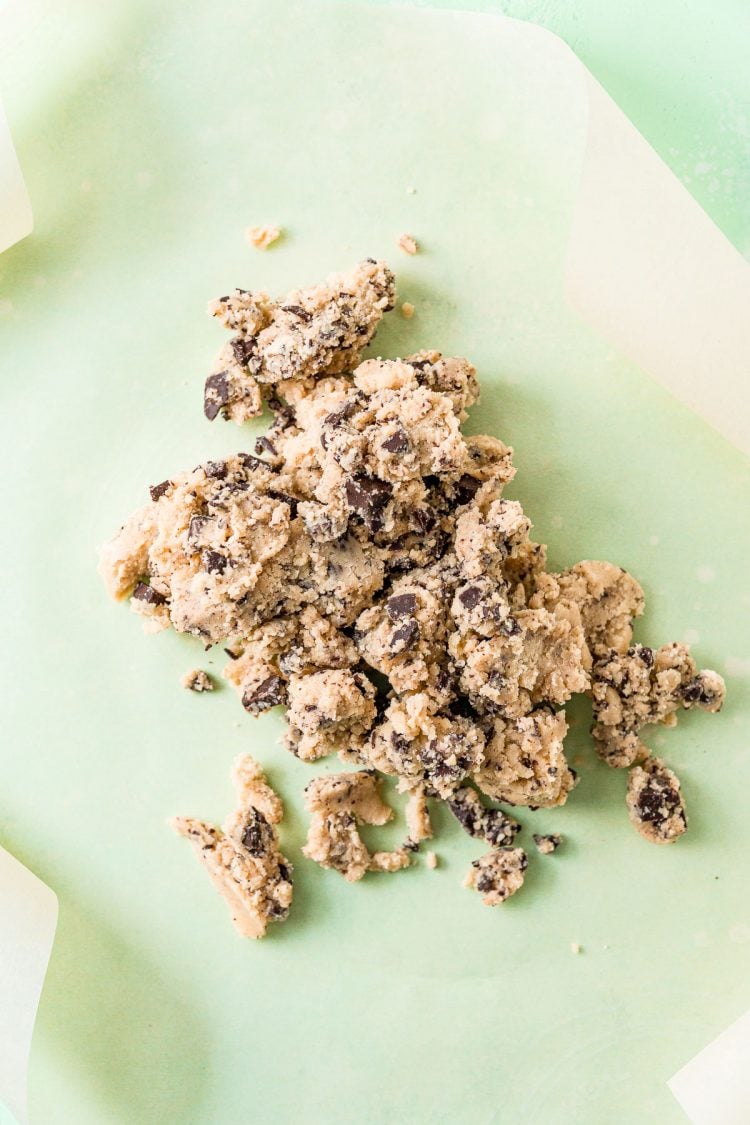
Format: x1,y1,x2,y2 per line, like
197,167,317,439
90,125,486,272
1,2,748,1123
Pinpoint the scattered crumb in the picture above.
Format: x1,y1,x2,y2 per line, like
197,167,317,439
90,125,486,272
406,186,416,195
245,224,282,250
401,301,415,319
570,942,582,955
533,833,563,855
182,669,214,693
426,851,438,869
397,232,418,255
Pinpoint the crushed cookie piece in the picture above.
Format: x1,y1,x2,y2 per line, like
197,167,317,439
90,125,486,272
401,301,415,319
181,668,214,693
570,942,582,954
425,851,438,869
245,224,282,250
397,233,418,254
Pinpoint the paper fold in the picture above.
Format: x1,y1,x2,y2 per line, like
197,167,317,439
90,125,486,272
0,94,32,255
565,67,750,458
0,847,58,1125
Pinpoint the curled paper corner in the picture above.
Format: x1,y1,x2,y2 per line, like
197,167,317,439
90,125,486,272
0,94,33,255
668,1009,750,1125
0,846,58,1125
561,48,750,460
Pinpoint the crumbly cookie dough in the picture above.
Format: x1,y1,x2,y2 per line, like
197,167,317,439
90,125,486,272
404,785,433,846
303,770,410,881
170,754,292,937
204,259,395,423
245,224,282,250
447,786,521,847
464,848,528,906
626,756,687,844
102,257,729,919
475,710,575,808
591,642,725,768
182,668,214,692
533,833,562,855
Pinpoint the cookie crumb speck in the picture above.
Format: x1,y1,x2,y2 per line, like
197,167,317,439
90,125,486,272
426,851,438,869
245,224,282,250
182,669,214,693
397,233,418,255
406,186,417,195
401,302,415,319
570,942,582,954
533,833,562,855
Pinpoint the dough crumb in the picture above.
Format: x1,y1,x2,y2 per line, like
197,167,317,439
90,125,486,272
626,756,687,844
182,668,214,693
245,224,282,250
401,301,415,319
303,770,410,882
533,833,562,855
406,186,417,195
397,232,418,255
465,848,528,906
426,851,438,869
570,942,582,954
170,754,292,938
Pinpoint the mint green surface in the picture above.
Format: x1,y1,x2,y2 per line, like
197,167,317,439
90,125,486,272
364,0,750,257
1,3,749,1124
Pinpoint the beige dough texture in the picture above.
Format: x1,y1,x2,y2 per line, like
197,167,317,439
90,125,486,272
100,258,728,927
170,754,292,938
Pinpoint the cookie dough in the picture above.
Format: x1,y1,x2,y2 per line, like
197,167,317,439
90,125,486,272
475,709,575,808
303,770,410,881
205,259,395,423
533,833,562,855
464,848,528,906
170,754,292,937
182,669,214,692
591,642,726,768
102,257,729,922
626,756,687,844
447,786,521,847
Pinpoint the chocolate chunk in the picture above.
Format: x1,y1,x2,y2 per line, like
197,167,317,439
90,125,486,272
204,460,228,479
231,336,257,366
132,582,167,606
204,371,231,421
240,807,272,856
412,507,437,534
254,435,277,457
344,475,393,530
238,453,275,473
390,618,420,654
638,782,681,826
380,427,410,455
268,490,299,518
455,474,481,505
242,675,286,714
277,862,293,884
458,585,483,610
387,593,418,620
187,515,214,550
280,304,313,322
149,480,171,502
202,549,229,575
635,645,654,667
